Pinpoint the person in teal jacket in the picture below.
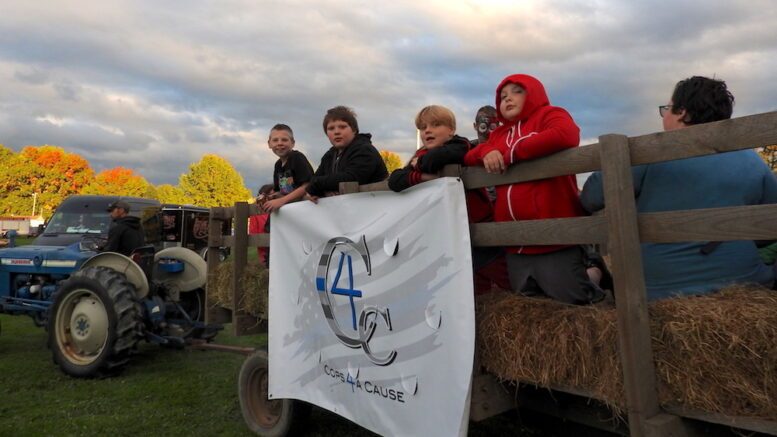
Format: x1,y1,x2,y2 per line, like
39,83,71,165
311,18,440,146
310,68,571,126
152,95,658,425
581,76,777,300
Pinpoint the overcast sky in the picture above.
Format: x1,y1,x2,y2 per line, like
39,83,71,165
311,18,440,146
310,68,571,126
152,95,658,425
1,0,776,192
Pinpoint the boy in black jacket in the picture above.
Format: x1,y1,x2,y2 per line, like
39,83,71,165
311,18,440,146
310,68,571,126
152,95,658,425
305,106,387,201
388,105,509,294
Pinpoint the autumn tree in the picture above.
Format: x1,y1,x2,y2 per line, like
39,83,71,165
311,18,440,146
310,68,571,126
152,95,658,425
0,145,94,218
0,144,12,162
179,154,250,207
758,145,777,171
0,145,21,213
82,167,154,198
379,150,404,173
0,145,16,193
155,184,193,205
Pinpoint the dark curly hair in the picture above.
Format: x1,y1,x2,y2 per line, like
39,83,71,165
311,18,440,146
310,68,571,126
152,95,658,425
476,105,496,118
671,76,734,125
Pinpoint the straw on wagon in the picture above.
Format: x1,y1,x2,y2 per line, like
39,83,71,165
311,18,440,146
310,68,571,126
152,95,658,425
208,258,269,319
476,284,777,420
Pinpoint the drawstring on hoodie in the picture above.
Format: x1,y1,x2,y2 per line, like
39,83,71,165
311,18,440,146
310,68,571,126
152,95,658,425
504,120,537,165
504,118,536,253
505,123,521,152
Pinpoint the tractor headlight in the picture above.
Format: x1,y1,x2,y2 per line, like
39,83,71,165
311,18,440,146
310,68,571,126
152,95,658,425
79,240,100,252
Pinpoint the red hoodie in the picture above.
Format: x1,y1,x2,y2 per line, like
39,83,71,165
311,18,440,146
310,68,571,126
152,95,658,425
464,74,584,254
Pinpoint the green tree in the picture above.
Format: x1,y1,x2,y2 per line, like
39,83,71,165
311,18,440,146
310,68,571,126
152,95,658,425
82,167,153,198
179,154,250,207
0,145,18,194
758,145,777,171
379,150,404,173
155,184,193,205
0,144,13,162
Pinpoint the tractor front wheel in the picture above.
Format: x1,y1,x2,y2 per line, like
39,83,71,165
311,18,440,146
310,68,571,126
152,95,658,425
238,348,309,436
48,266,141,377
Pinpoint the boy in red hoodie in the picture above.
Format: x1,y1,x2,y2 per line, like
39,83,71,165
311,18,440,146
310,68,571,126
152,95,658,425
464,74,603,304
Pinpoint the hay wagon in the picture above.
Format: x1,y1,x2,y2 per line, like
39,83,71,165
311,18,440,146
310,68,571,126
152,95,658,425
205,110,777,436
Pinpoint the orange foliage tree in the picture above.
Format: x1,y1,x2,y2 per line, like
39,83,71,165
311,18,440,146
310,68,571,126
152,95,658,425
82,167,154,198
0,145,94,218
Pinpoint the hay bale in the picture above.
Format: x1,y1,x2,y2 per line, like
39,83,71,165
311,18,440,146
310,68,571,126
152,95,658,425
208,259,232,308
476,292,623,408
477,284,777,419
208,259,269,318
651,286,777,418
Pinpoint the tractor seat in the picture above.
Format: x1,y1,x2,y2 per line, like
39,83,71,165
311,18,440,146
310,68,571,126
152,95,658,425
129,245,156,283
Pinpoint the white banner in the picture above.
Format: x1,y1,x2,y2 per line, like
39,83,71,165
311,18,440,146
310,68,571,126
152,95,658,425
268,178,475,437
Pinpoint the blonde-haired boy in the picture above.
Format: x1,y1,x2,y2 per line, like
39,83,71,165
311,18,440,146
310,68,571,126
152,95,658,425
388,105,468,191
389,104,509,294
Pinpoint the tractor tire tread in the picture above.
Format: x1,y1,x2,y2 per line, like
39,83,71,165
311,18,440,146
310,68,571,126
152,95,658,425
48,266,142,377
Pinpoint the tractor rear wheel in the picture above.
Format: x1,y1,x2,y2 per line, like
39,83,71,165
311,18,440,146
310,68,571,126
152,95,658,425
48,266,141,377
238,348,309,436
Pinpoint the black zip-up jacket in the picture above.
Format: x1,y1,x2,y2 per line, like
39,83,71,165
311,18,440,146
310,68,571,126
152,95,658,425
388,135,470,192
307,133,388,196
103,216,145,256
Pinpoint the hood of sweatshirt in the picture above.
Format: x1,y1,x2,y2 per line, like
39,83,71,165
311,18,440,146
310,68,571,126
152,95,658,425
114,215,141,229
494,74,550,124
349,133,372,149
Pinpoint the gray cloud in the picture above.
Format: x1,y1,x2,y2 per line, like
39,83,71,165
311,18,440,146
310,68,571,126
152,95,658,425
1,0,776,193
14,67,49,84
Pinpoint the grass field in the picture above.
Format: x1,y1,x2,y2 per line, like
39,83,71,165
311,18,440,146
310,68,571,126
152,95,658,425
0,236,555,436
0,314,550,437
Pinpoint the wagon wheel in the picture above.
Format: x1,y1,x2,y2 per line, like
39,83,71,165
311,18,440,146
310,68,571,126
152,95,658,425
238,348,309,436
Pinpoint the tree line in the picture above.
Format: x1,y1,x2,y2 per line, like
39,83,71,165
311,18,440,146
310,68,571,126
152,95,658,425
0,144,406,219
0,144,250,218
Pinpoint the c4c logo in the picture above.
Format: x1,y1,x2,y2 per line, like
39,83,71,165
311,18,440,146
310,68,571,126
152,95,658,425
315,236,397,366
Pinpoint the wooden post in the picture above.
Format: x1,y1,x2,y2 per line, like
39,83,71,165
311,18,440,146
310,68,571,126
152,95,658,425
441,164,461,178
232,202,249,336
599,134,687,437
339,181,359,194
206,208,231,324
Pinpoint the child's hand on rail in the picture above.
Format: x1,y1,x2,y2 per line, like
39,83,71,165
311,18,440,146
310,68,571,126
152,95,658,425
483,150,505,174
263,197,286,212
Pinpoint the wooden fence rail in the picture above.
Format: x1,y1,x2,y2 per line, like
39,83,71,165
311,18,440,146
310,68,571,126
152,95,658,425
207,110,777,436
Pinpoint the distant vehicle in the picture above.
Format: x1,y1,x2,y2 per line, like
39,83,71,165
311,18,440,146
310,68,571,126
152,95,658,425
0,194,222,377
160,204,230,261
33,195,162,248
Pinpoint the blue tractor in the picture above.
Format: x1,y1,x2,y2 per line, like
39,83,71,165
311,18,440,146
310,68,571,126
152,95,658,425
0,195,220,377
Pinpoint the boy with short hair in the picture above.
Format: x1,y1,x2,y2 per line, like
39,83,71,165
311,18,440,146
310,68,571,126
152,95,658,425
465,74,603,304
262,124,314,212
305,106,387,201
390,105,509,294
471,105,498,146
388,105,470,192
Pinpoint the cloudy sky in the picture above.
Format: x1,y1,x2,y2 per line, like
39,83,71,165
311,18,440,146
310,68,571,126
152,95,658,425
1,0,776,192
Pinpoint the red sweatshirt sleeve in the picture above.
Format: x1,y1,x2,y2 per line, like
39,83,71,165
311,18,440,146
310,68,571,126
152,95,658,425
463,142,499,166
503,108,580,164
